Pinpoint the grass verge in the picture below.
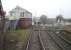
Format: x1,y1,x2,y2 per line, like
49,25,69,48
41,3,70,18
5,29,31,50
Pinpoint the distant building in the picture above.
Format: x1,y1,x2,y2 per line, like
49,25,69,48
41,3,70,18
32,17,40,25
9,6,32,29
47,18,56,24
64,18,71,25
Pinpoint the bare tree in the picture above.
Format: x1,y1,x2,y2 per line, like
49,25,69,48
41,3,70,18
39,15,47,24
56,14,64,23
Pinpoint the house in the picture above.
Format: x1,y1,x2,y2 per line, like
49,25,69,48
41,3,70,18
9,6,32,29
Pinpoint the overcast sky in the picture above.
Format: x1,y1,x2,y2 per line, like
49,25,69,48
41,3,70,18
2,0,71,18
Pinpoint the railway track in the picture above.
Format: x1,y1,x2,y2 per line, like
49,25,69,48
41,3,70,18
26,29,43,50
55,31,71,45
46,30,71,50
26,26,71,50
39,30,62,50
